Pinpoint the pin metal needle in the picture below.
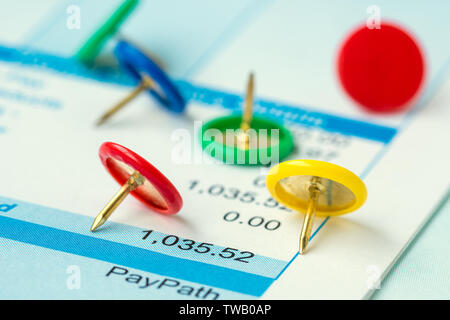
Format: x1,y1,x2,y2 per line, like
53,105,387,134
299,177,322,254
96,75,155,126
241,72,254,131
237,72,254,149
90,171,145,231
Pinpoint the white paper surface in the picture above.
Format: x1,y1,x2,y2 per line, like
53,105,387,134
0,51,448,298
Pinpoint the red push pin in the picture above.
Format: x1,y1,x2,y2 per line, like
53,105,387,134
90,142,183,231
337,22,426,113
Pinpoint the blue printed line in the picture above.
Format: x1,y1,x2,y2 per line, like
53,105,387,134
310,216,330,239
361,57,450,180
274,147,388,281
177,81,397,143
274,253,298,281
0,45,397,143
274,58,450,281
360,146,390,180
0,215,272,297
274,216,330,280
0,45,133,85
0,87,62,110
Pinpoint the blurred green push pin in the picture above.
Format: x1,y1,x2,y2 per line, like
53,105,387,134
200,73,294,165
75,0,139,64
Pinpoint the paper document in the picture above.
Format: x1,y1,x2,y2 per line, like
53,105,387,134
0,46,448,299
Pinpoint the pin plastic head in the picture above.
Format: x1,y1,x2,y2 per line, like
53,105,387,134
200,115,294,166
266,160,367,254
91,142,182,231
337,22,425,113
114,40,186,113
266,160,366,216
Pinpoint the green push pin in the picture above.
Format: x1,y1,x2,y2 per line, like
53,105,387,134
200,73,294,166
75,0,139,64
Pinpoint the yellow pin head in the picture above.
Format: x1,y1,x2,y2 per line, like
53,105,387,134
266,160,367,254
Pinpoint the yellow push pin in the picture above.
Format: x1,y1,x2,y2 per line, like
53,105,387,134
266,160,367,254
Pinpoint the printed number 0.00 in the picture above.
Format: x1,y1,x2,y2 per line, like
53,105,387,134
223,211,281,231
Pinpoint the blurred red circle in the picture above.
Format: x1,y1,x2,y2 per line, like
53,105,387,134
337,23,425,113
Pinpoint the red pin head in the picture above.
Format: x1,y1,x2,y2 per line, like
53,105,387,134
337,22,425,113
91,142,183,231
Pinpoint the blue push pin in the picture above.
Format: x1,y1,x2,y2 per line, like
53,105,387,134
96,40,186,126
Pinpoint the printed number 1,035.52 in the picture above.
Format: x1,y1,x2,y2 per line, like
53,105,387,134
142,230,255,264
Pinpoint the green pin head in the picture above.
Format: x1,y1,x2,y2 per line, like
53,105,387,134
199,73,294,166
199,114,294,166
